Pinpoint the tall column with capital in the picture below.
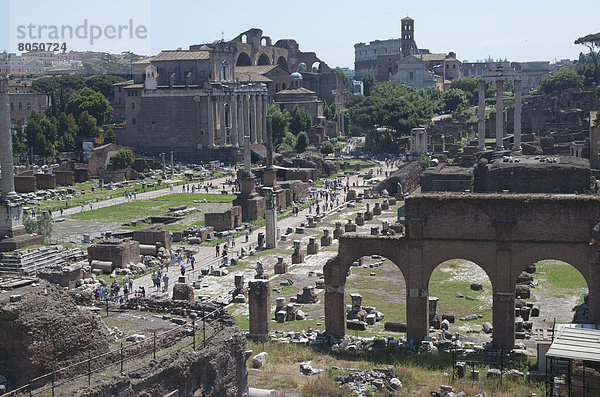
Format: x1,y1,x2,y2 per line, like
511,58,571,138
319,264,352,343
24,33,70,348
495,80,504,151
219,96,226,147
262,95,268,143
251,95,258,144
238,95,245,147
513,79,522,152
231,95,238,148
477,80,486,151
243,94,250,145
0,77,16,197
207,96,215,148
255,95,263,144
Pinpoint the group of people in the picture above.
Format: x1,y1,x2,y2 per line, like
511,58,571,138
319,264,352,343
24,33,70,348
93,277,143,303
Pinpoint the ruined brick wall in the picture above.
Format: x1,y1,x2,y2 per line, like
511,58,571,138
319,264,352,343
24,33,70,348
204,206,242,232
421,164,473,192
53,170,74,186
87,240,140,268
14,175,36,193
35,173,56,190
132,227,171,250
373,161,422,195
483,158,590,194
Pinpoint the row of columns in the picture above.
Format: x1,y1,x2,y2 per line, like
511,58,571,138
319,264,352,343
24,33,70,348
207,93,268,149
477,79,522,152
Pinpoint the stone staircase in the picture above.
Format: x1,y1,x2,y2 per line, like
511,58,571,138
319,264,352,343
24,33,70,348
0,246,85,275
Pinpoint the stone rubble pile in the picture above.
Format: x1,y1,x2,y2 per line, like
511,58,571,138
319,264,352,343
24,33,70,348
336,368,402,396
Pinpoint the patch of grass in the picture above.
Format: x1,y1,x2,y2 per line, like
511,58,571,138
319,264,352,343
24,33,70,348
535,261,587,290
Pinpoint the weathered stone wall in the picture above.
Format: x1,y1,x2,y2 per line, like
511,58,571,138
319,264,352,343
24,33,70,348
204,206,242,232
132,227,171,250
35,173,56,190
14,175,37,192
87,239,140,268
421,164,473,192
53,170,75,186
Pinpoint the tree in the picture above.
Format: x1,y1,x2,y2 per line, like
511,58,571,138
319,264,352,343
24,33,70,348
333,67,350,89
67,87,113,125
442,88,468,112
575,33,600,85
298,63,307,73
85,75,126,101
295,131,309,153
56,112,78,152
77,111,100,138
360,74,376,96
109,148,134,170
103,126,117,144
343,111,351,135
24,211,52,238
290,104,312,135
281,131,297,152
11,119,26,154
419,153,431,170
267,104,291,145
538,66,583,93
320,140,334,156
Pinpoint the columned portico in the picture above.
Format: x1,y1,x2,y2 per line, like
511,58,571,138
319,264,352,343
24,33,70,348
219,96,226,147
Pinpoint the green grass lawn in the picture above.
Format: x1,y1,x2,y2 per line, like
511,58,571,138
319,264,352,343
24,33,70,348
68,193,236,223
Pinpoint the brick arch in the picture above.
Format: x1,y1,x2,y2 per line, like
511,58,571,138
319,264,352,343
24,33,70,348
325,194,600,349
257,53,270,66
236,52,252,66
276,56,289,72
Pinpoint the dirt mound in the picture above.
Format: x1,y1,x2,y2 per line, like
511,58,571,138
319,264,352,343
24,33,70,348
0,281,111,386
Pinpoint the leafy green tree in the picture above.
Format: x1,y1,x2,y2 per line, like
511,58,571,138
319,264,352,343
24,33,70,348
360,74,376,96
343,111,351,135
109,148,134,170
281,131,297,152
538,66,583,93
442,88,468,112
290,104,312,135
295,131,309,153
77,111,100,138
67,87,113,125
575,33,600,85
298,63,307,73
267,104,291,145
121,51,143,63
103,126,117,144
11,119,27,154
420,153,431,170
32,75,85,96
320,140,334,156
85,75,126,101
24,211,52,238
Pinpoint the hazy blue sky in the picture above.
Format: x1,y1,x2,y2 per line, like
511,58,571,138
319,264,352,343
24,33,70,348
2,0,600,68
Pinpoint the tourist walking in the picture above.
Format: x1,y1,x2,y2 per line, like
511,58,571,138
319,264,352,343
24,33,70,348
162,273,169,292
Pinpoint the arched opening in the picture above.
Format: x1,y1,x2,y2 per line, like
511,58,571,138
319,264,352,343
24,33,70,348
297,62,307,73
236,52,252,66
260,38,267,46
515,260,589,343
241,34,247,44
257,53,270,66
428,259,494,344
275,83,279,92
276,56,288,71
282,83,286,90
345,255,407,336
311,62,321,73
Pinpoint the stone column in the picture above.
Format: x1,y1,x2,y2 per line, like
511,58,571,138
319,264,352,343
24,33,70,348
492,292,515,349
588,258,600,325
255,94,262,144
324,285,346,337
495,80,504,151
231,94,238,148
262,95,268,143
207,96,215,148
340,109,345,136
248,280,270,341
0,77,16,197
170,151,174,178
243,135,251,174
477,79,486,151
264,187,277,249
251,94,258,144
513,79,522,152
219,96,226,147
243,94,250,145
238,95,245,146
161,152,166,177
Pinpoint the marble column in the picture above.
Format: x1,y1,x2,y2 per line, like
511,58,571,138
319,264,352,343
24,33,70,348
495,80,504,151
262,95,268,143
255,94,263,144
237,95,244,147
243,94,250,145
513,79,522,152
207,96,215,148
251,94,258,144
0,77,15,197
219,96,226,147
477,79,486,151
231,94,238,148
